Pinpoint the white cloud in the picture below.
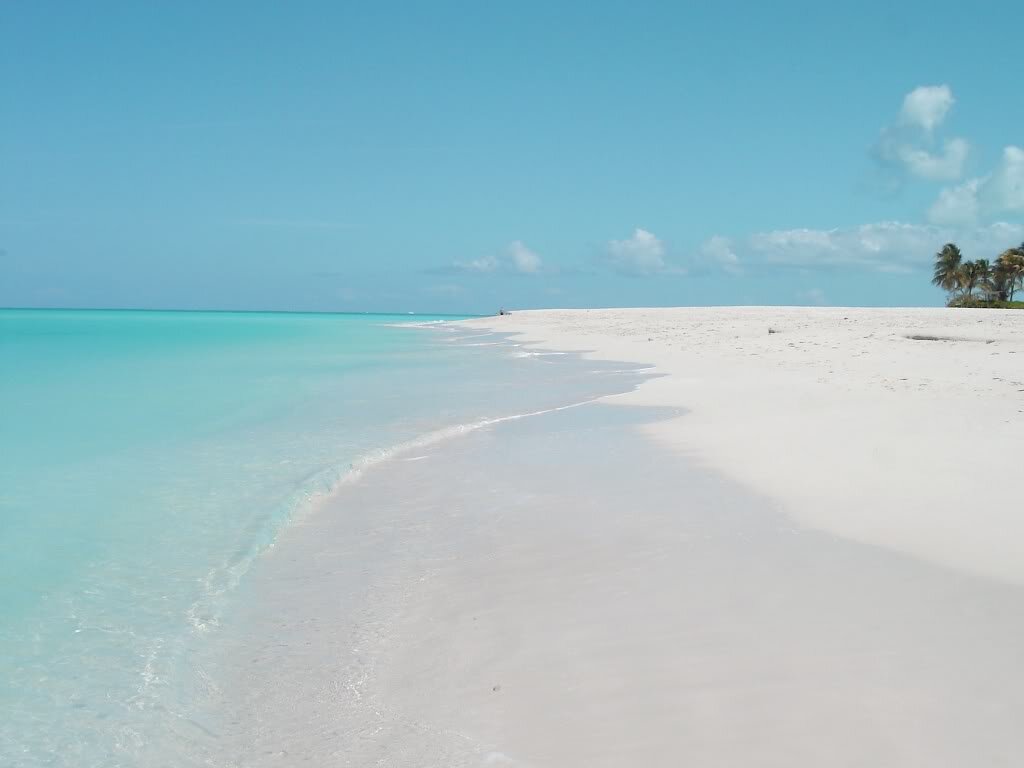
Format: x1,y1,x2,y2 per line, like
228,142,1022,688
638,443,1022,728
980,145,1024,214
895,137,969,181
928,179,981,226
899,85,954,133
507,240,542,274
743,220,1023,272
603,222,999,277
455,255,500,273
875,84,968,181
444,241,544,275
750,227,836,256
929,145,1024,225
605,228,676,275
698,235,742,275
607,221,1016,278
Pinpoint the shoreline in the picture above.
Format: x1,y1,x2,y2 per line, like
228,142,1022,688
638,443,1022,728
211,340,1024,764
460,307,1024,585
0,314,653,767
186,330,662,765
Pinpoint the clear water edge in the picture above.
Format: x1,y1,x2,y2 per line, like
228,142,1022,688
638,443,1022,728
0,309,652,766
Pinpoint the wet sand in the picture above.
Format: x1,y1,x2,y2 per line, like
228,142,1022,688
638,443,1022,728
212,393,1024,766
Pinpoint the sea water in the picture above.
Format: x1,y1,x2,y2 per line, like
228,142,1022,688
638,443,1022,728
0,309,646,766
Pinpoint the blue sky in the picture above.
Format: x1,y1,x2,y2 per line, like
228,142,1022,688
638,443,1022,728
2,1,1023,313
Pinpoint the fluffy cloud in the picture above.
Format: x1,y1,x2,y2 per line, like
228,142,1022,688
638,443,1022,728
874,84,1024,226
980,146,1024,214
708,221,1023,273
928,180,982,226
604,228,677,275
894,137,970,181
875,84,968,181
698,235,742,275
899,85,955,133
929,146,1024,225
442,241,544,275
507,240,542,274
612,219,1021,278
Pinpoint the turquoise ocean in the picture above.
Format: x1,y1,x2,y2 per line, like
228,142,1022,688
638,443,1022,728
0,309,637,766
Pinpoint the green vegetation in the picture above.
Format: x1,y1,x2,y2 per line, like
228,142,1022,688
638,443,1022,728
931,241,1024,307
946,297,1024,309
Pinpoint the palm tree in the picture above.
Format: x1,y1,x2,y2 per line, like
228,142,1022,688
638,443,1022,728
958,260,988,298
995,247,1024,301
931,243,963,296
991,265,1011,301
975,259,995,299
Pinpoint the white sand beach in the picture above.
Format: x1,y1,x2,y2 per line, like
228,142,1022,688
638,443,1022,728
217,307,1024,767
467,307,1024,585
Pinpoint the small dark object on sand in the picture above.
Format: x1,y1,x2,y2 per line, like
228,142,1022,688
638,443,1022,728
498,308,510,316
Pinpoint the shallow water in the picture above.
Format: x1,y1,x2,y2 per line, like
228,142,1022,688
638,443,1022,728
0,309,651,766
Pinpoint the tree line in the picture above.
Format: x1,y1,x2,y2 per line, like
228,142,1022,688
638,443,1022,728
932,243,1024,307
